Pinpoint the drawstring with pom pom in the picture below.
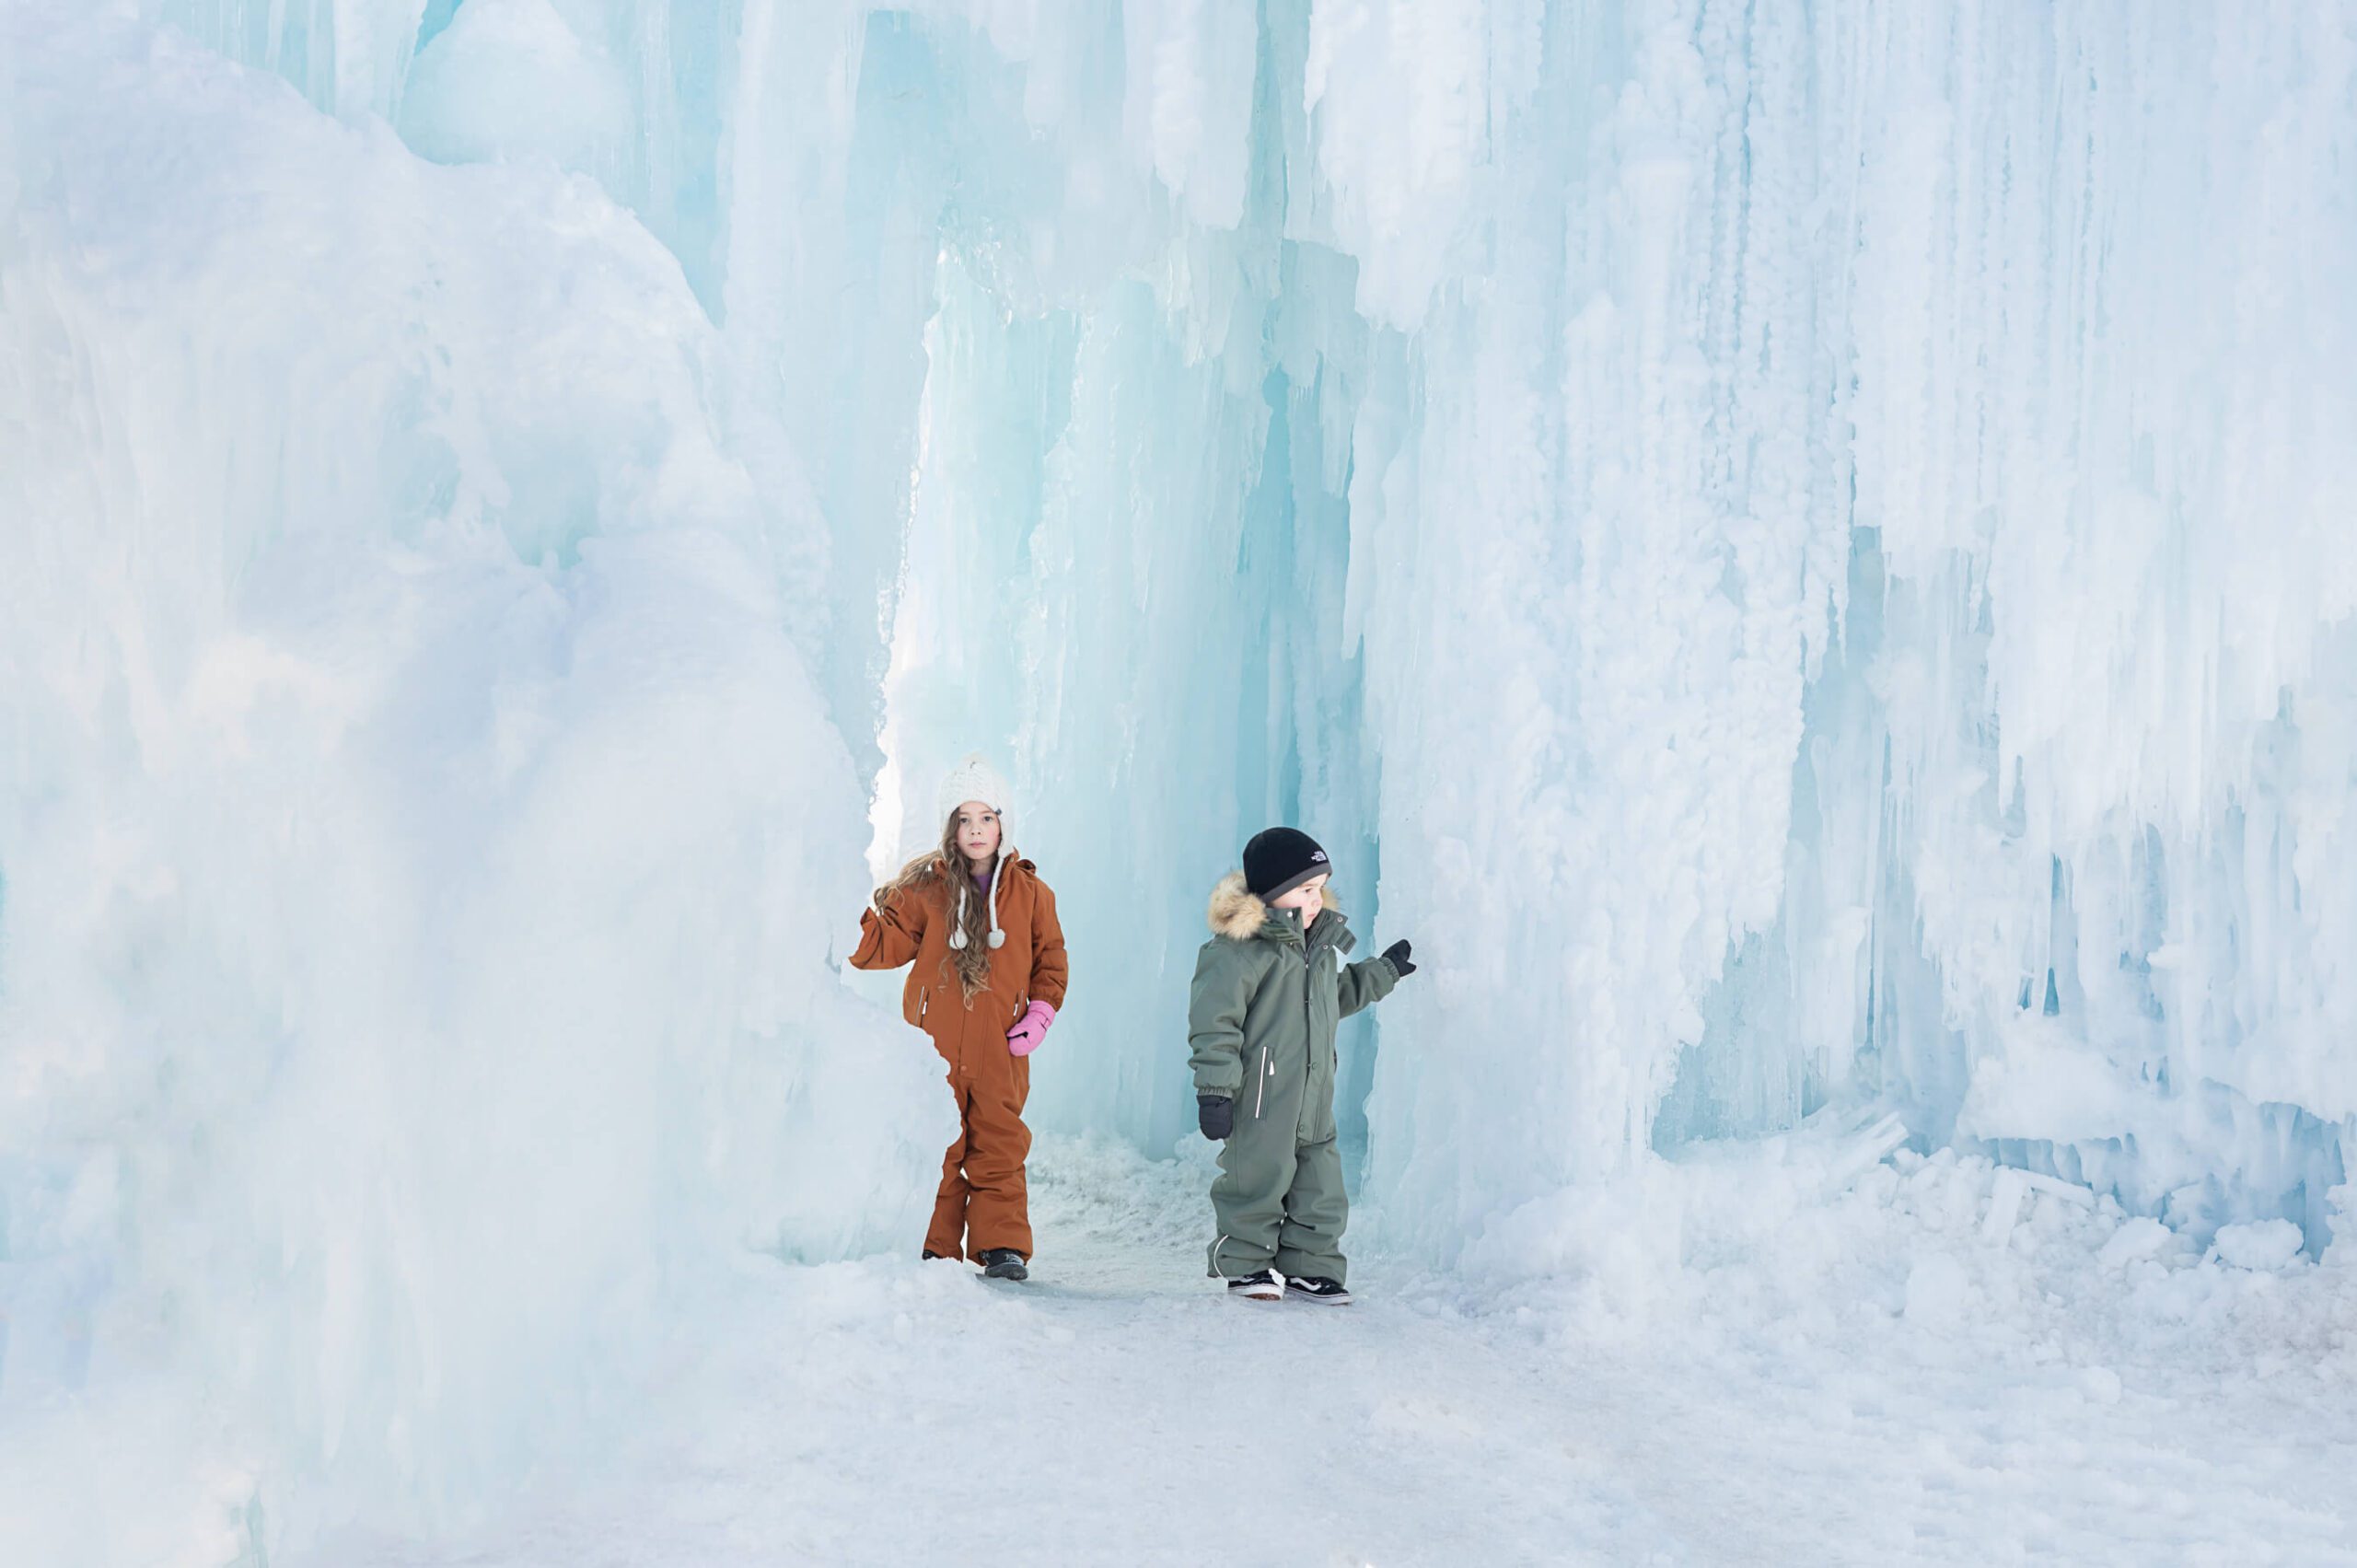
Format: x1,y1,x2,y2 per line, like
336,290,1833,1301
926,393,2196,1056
947,854,1011,950
987,850,1007,947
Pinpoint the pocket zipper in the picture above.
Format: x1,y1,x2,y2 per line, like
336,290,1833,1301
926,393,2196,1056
918,988,929,1022
1254,1047,1270,1117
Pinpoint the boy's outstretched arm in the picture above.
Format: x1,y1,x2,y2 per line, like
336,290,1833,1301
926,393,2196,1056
851,887,926,971
1339,938,1413,1016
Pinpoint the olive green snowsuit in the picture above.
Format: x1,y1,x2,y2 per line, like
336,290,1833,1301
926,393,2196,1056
1187,872,1400,1284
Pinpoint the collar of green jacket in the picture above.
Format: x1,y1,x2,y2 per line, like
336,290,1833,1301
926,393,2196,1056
1204,870,1355,953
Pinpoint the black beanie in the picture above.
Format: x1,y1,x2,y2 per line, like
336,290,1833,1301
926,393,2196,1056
1244,828,1331,901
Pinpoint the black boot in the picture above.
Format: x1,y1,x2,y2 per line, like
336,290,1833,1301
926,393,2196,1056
978,1248,1028,1282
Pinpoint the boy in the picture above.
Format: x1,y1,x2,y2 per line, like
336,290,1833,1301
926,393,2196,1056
1187,828,1416,1304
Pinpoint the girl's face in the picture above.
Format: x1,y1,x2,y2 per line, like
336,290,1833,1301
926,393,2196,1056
954,802,1003,866
1270,874,1328,923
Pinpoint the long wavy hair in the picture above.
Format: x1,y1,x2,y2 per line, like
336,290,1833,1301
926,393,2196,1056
873,810,1001,1000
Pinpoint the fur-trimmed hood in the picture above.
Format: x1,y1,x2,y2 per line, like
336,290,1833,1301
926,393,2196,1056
1206,869,1344,941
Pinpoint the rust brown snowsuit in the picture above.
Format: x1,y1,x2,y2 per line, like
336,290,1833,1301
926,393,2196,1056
852,856,1068,1260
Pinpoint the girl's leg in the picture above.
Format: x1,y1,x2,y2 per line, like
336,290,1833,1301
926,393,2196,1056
927,1077,973,1260
960,1057,1035,1258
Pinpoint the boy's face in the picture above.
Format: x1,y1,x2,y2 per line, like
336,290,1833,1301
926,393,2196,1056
954,803,1003,865
1269,874,1328,923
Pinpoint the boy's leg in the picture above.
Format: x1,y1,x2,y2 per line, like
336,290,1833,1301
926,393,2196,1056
926,1075,972,1260
1208,1121,1296,1277
961,1056,1035,1258
1271,1135,1349,1284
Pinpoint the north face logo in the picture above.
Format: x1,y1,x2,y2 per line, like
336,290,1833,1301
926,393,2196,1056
1311,850,1329,863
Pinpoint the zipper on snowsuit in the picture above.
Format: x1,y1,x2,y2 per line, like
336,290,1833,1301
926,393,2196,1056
1299,923,1322,1139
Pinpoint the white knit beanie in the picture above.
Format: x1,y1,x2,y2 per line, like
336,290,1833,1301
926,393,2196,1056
937,753,1014,952
936,753,1013,827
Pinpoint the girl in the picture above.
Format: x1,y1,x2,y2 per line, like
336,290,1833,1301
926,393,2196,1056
1187,827,1415,1304
853,755,1067,1280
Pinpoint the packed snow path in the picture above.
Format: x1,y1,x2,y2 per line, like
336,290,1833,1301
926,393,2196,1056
304,1138,2357,1567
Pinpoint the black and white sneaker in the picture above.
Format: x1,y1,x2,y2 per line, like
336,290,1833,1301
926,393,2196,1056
978,1249,1028,1281
1226,1269,1283,1301
1283,1275,1353,1306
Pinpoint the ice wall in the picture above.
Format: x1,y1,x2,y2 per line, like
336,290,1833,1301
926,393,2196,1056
51,0,2357,1241
1344,0,2357,1261
0,7,946,1556
795,0,2357,1263
847,6,1387,1155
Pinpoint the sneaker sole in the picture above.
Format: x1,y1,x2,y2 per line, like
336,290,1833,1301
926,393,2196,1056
1227,1286,1283,1302
1283,1288,1353,1306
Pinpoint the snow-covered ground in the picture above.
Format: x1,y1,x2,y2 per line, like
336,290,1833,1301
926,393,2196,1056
289,1134,2357,1567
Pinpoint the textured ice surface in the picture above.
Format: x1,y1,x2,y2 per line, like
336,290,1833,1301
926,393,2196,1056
1,6,946,1549
807,1,2355,1260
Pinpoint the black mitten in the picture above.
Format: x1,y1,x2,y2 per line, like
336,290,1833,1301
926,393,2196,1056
1199,1096,1236,1141
1383,939,1417,978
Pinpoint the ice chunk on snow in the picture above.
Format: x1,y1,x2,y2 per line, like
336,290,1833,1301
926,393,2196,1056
2097,1217,2176,1271
1982,1168,2097,1246
2210,1220,2306,1272
1824,1110,1912,1196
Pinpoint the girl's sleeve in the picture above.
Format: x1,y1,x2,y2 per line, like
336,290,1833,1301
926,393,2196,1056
1338,953,1401,1017
851,887,926,970
1028,883,1069,1009
1187,943,1259,1098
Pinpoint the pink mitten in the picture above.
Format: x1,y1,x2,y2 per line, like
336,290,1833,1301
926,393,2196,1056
1007,1000,1056,1056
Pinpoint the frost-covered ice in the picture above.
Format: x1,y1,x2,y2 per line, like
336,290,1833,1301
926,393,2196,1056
3,0,2354,1562
0,6,947,1551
